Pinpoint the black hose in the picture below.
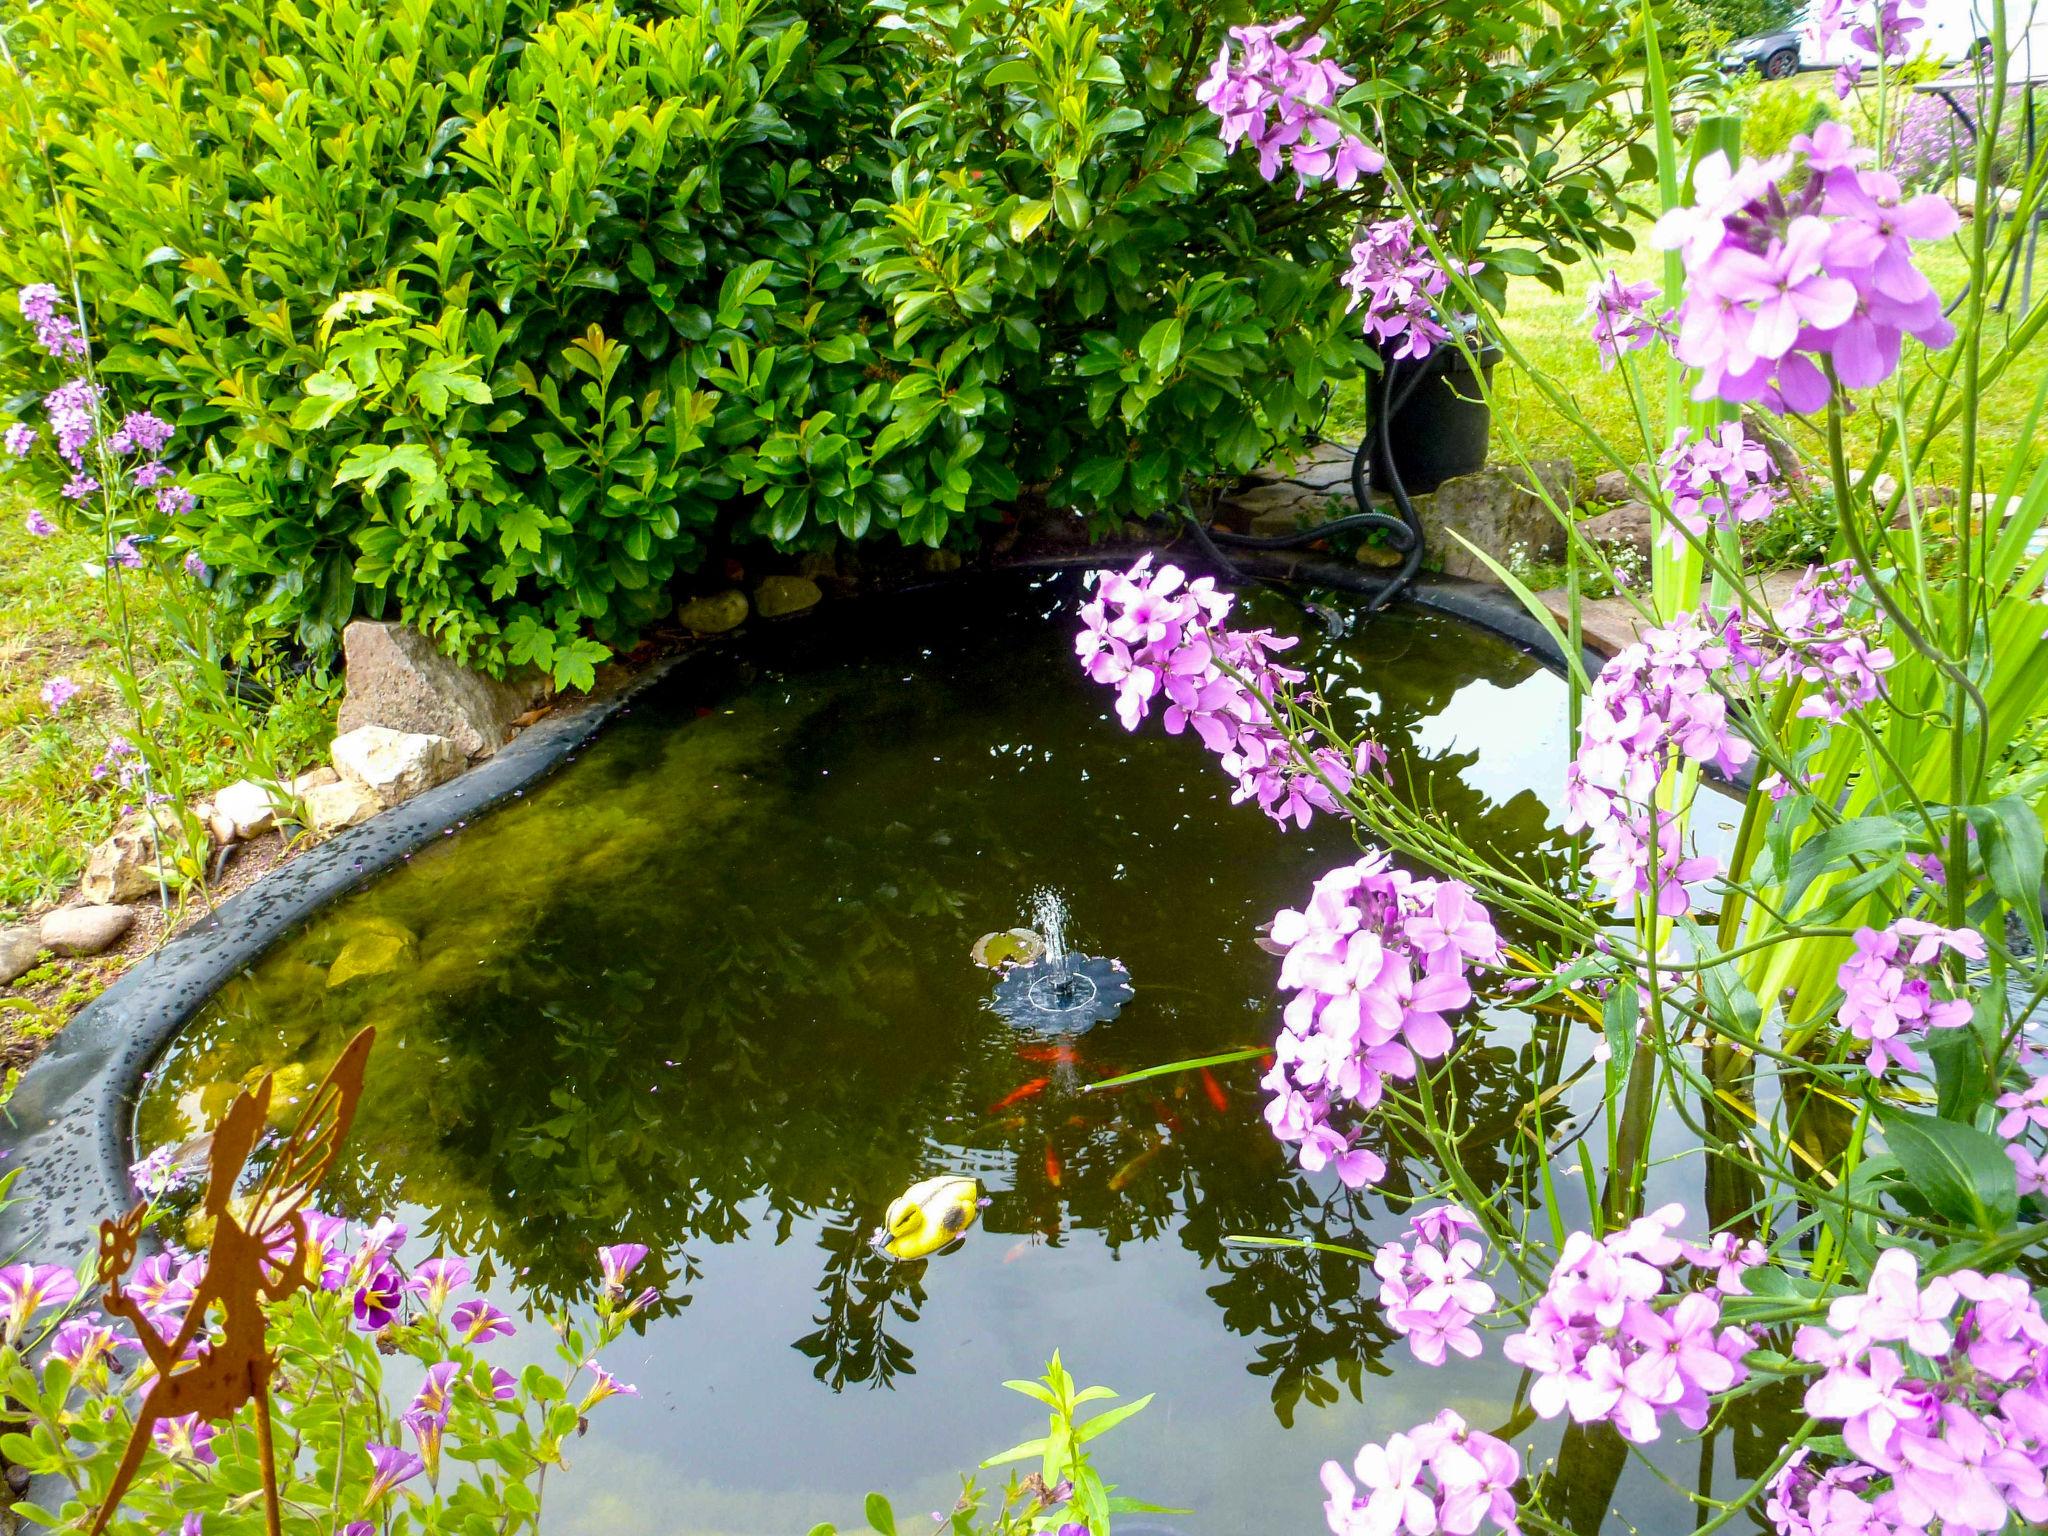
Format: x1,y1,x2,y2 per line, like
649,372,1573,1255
1202,351,1428,614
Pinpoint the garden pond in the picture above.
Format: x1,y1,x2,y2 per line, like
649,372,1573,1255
132,571,1757,1535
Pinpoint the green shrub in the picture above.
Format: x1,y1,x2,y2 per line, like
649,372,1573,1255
0,0,1649,686
1742,79,1838,160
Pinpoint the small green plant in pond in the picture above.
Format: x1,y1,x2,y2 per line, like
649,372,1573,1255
815,1355,1162,1536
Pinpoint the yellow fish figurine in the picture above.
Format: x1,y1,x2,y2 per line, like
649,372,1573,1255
873,1175,982,1261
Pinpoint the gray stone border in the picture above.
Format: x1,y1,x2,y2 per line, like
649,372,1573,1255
0,559,1589,1270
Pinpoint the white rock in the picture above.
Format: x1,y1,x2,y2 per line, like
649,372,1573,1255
336,620,545,759
211,779,280,841
303,777,384,835
291,766,340,795
40,904,136,956
330,726,462,807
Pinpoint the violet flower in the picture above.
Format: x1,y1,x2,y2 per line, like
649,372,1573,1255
598,1243,649,1295
451,1298,515,1344
4,424,36,456
151,1414,218,1466
353,1262,404,1332
24,508,54,536
41,675,79,713
577,1361,639,1413
0,1262,80,1345
406,1257,472,1317
364,1443,425,1503
157,485,196,517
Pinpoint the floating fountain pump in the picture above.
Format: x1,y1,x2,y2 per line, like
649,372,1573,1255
989,890,1132,1032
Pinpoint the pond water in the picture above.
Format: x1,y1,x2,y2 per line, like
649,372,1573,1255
135,571,1752,1535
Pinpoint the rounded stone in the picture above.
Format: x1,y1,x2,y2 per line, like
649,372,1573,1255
754,575,823,619
678,591,749,635
39,904,136,957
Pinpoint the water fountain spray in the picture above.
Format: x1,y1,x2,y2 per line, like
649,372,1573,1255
989,888,1132,1031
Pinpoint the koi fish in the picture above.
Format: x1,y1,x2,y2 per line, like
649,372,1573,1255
1108,1137,1167,1192
1044,1142,1063,1188
1150,1098,1184,1136
1200,1068,1229,1114
1016,1043,1078,1065
989,1077,1050,1113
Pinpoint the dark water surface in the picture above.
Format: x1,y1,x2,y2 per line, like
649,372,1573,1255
136,572,1739,1535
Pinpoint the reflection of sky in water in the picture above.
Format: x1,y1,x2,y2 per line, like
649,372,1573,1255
134,575,1773,1535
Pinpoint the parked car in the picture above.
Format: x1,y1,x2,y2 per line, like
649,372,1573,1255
1721,0,2040,77
1721,24,1803,77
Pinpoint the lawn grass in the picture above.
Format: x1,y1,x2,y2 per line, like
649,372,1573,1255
0,506,337,924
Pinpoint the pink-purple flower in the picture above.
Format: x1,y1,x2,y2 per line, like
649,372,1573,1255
41,675,79,713
1196,18,1384,196
4,424,36,457
1585,272,1670,368
1654,123,1956,412
1658,423,1780,546
18,283,87,359
1262,853,1498,1188
1341,219,1474,361
1078,557,1384,832
1783,1250,2048,1534
1501,1206,1754,1444
23,508,54,536
406,1257,471,1317
1834,919,1982,1076
1322,1409,1520,1536
1373,1206,1496,1366
1564,613,1748,915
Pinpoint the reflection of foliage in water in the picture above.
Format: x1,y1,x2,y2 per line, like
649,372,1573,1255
138,576,1591,1437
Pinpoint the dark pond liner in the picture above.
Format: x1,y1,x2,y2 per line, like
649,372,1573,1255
0,563,1592,1270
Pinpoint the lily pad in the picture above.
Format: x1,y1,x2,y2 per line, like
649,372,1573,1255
971,928,1045,970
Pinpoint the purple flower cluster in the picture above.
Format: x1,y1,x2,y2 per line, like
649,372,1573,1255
1778,1249,2048,1535
1732,561,1897,724
1654,123,1957,412
1657,423,1781,546
1564,613,1749,916
1834,919,1983,1075
1340,219,1477,361
24,507,54,536
45,377,102,469
18,283,87,359
1502,1206,1755,1444
1196,17,1384,195
1321,1409,1521,1536
1585,272,1670,369
1373,1206,1496,1366
1078,557,1386,831
41,675,79,713
1262,853,1499,1188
